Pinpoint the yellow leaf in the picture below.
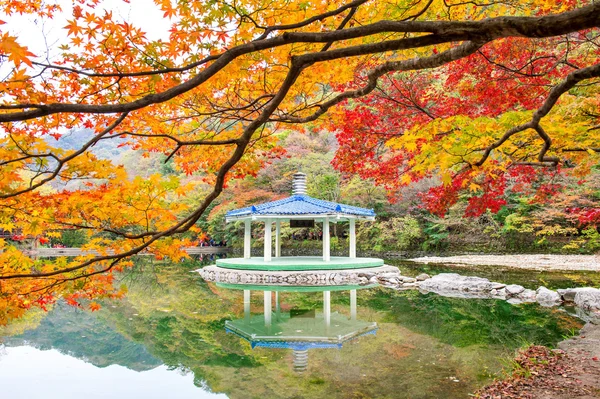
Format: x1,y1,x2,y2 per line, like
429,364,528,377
404,140,417,151
468,183,481,192
0,222,15,232
441,172,452,186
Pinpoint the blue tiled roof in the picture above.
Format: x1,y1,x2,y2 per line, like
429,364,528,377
225,328,377,350
252,341,342,350
226,195,375,219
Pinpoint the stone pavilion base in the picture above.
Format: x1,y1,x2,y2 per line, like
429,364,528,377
196,264,399,287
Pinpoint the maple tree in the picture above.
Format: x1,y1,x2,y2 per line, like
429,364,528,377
0,0,599,321
332,16,600,216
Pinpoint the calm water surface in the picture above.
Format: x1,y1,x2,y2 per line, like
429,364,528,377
0,260,590,399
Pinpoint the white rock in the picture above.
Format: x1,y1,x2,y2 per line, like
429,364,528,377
418,273,496,299
491,288,507,300
517,289,537,303
574,288,600,312
535,286,562,307
378,272,401,279
558,288,579,303
505,284,525,296
416,273,431,281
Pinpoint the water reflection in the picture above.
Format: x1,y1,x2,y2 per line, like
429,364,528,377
0,262,587,399
222,285,377,372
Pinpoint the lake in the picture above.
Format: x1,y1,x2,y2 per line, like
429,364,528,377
0,260,588,399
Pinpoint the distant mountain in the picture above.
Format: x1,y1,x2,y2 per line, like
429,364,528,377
4,303,161,372
46,129,129,163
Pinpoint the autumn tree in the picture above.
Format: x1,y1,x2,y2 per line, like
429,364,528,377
0,0,599,318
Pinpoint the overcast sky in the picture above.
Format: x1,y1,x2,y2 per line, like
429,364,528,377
2,0,172,63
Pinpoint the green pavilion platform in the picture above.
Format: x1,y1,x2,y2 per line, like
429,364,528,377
215,256,384,271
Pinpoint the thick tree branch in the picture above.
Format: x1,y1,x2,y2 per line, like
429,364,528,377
0,3,598,122
276,40,485,123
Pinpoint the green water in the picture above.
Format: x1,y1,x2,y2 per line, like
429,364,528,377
0,260,589,399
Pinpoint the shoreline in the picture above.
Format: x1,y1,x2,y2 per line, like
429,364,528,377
476,323,600,398
409,254,600,272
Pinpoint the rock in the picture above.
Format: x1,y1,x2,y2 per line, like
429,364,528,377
558,288,579,303
491,288,507,300
550,288,600,315
401,277,417,283
491,283,506,290
517,289,537,303
574,288,600,312
574,307,600,325
535,286,562,307
402,282,418,288
377,272,401,279
418,273,496,299
505,284,525,296
378,276,400,284
416,273,431,281
358,272,377,279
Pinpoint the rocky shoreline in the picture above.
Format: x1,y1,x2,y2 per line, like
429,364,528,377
364,270,600,398
199,263,600,322
369,271,600,323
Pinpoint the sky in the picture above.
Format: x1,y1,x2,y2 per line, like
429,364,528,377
0,0,176,135
0,345,228,399
1,0,172,64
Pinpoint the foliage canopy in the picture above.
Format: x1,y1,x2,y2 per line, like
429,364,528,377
0,0,599,318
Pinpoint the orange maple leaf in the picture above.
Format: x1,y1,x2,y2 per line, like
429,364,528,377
0,34,35,67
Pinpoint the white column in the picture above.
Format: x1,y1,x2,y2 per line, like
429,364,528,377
244,289,251,323
275,220,281,258
349,218,356,259
323,291,331,330
264,291,272,328
275,291,280,320
264,219,272,262
244,220,251,259
323,217,330,261
350,289,357,321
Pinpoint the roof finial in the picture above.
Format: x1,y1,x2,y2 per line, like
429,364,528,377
292,172,307,196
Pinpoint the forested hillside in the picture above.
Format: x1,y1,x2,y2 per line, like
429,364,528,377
194,129,600,255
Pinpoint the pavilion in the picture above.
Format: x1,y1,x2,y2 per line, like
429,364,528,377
216,172,384,271
223,284,377,372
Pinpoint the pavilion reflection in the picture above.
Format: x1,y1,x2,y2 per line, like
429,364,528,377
221,284,377,372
